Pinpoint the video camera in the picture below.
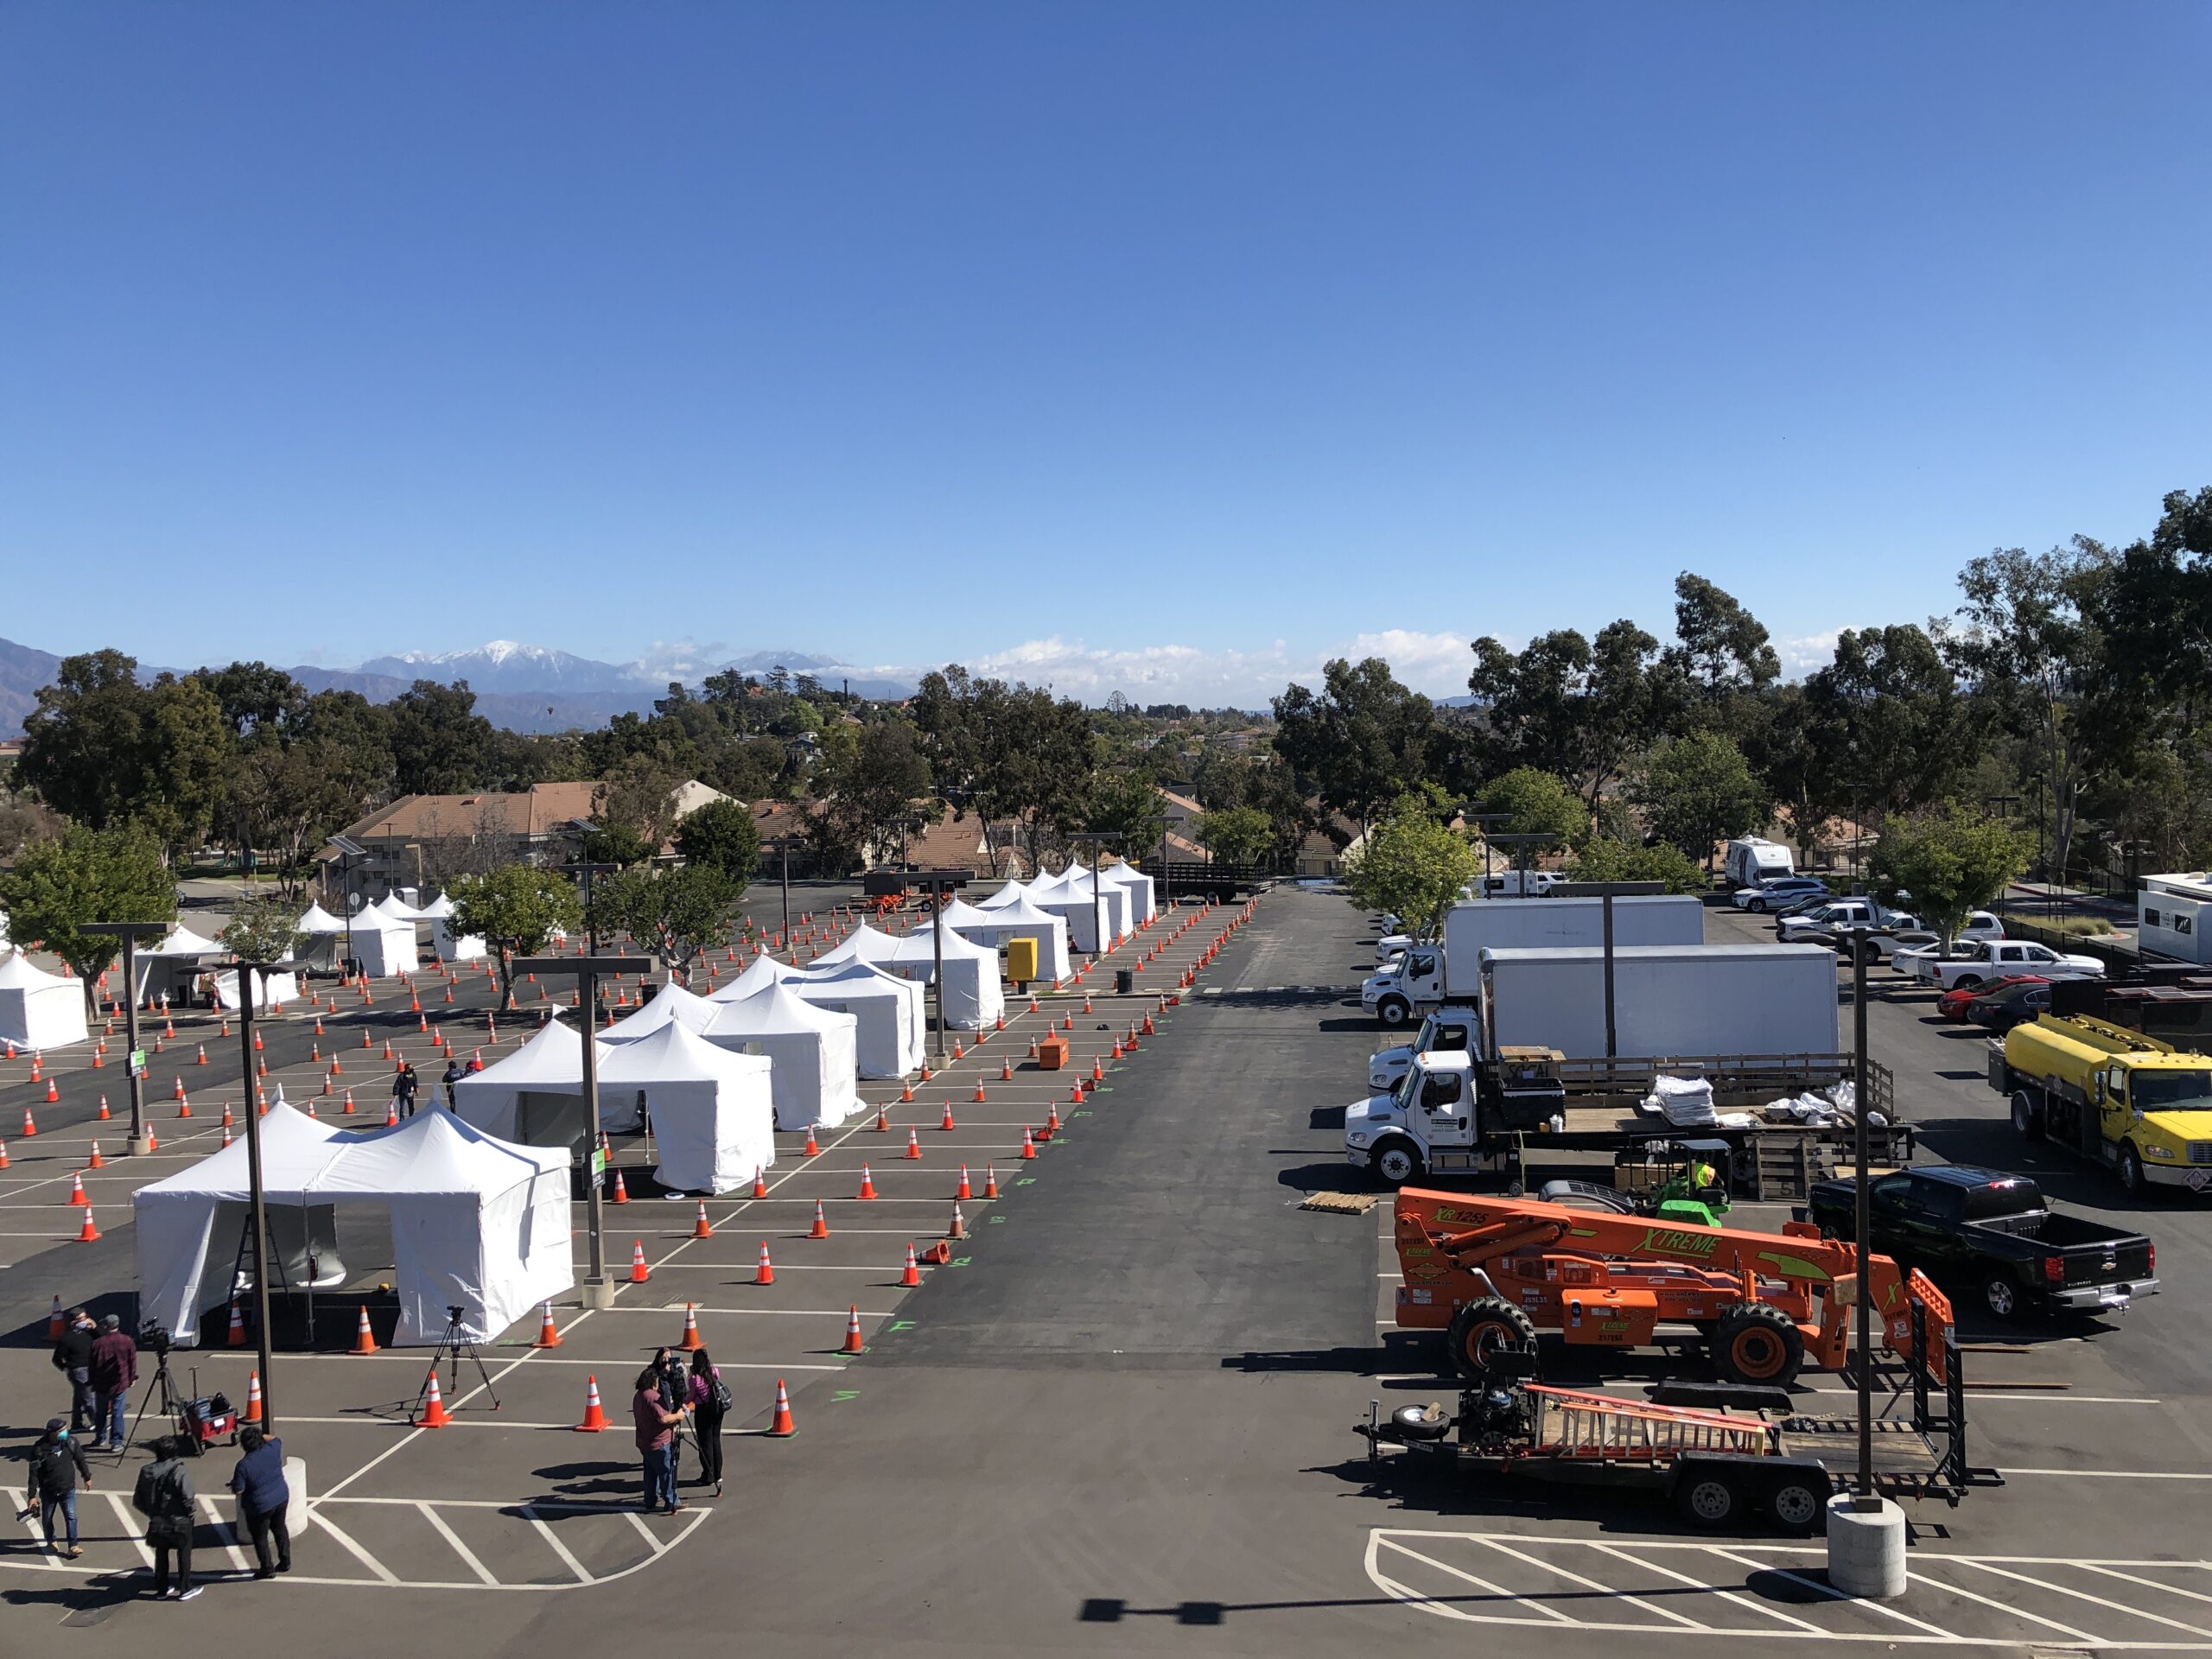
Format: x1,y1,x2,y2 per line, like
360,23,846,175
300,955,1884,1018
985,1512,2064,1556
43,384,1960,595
141,1319,172,1357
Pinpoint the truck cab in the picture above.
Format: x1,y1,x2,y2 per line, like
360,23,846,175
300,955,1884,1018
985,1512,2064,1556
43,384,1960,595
1362,944,1446,1028
1994,1014,2212,1195
1344,1052,1480,1186
1369,1006,1481,1092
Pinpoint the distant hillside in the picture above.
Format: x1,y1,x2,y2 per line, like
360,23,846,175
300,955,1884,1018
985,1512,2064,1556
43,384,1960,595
0,637,61,738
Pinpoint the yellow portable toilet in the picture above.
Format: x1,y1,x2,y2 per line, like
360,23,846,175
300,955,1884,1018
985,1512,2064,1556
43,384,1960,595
1005,938,1039,985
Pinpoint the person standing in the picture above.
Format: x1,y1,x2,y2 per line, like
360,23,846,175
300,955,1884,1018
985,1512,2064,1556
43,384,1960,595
631,1367,684,1516
440,1058,462,1110
688,1348,728,1496
135,1436,200,1600
88,1314,139,1451
20,1418,91,1559
391,1062,420,1118
51,1308,95,1434
227,1426,291,1579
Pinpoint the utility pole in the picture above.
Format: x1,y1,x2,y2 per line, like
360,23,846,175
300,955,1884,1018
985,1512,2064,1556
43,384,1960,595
1850,925,1873,1505
231,956,303,1433
86,922,168,1156
569,861,619,955
511,954,652,1310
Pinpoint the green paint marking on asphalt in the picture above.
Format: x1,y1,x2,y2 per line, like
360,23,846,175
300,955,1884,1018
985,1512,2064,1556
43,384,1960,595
831,1389,860,1403
1072,1109,1093,1118
951,1256,971,1267
1015,1177,1036,1186
888,1319,917,1333
988,1214,1006,1224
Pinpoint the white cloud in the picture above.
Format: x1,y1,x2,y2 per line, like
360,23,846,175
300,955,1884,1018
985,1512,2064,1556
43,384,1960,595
1777,630,1842,677
939,628,1477,709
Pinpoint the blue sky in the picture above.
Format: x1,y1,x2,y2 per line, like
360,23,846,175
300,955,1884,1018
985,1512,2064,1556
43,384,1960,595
3,3,2208,706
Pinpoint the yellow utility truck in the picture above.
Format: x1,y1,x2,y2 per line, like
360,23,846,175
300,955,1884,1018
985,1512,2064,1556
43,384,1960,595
1991,1014,2212,1196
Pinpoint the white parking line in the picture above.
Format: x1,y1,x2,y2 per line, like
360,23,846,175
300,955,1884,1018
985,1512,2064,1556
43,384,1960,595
103,1491,155,1567
1948,1557,2212,1641
521,1506,593,1584
302,1508,398,1584
1371,1534,1580,1624
1586,1541,1825,1635
1701,1545,1956,1638
418,1500,498,1586
1475,1534,1710,1630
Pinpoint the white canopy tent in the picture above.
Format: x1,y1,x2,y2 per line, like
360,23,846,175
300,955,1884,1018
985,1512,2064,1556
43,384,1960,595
373,891,427,923
131,924,225,1007
705,950,795,1004
136,1102,571,1347
1027,870,1126,954
601,1020,775,1193
883,924,1007,1031
450,1017,601,1142
349,909,418,978
950,893,1072,984
0,950,88,1050
973,879,1030,912
810,923,903,969
208,967,299,1012
932,897,996,931
1102,860,1158,923
788,961,925,1078
601,979,718,1044
292,902,351,972
702,982,861,1130
411,893,486,963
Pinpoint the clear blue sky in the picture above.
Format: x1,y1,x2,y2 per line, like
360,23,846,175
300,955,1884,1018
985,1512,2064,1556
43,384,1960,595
3,3,2208,705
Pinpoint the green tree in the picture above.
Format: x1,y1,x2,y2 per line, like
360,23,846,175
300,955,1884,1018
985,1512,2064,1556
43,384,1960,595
674,797,761,885
1814,625,1977,822
809,718,933,870
579,823,656,868
1196,804,1274,868
1635,730,1769,870
1668,572,1782,702
1563,836,1707,893
591,863,738,985
593,749,689,849
16,652,230,855
1338,796,1479,928
389,679,497,795
912,667,1095,875
446,865,585,1006
1466,621,1682,810
1270,657,1436,842
1870,804,2032,951
218,895,308,965
1077,767,1164,849
1479,766,1589,850
0,824,176,1015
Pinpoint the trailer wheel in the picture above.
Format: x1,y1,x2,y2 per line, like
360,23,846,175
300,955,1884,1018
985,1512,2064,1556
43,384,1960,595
1764,1473,1826,1535
1713,1305,1803,1385
1675,1470,1745,1529
1446,1299,1538,1382
2010,1090,2044,1142
1376,995,1413,1029
1372,1139,1423,1188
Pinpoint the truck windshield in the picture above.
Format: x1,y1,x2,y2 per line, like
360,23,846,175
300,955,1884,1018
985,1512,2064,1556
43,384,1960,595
2132,1071,2212,1111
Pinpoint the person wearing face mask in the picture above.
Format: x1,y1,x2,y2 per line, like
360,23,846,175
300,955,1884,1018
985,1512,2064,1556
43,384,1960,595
20,1417,92,1559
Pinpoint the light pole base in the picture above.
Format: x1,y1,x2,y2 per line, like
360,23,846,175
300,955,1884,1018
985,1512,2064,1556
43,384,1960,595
577,1276,619,1311
131,1133,158,1157
1826,1494,1907,1598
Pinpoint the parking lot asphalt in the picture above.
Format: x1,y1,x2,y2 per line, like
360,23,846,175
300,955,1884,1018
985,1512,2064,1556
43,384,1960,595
7,886,2212,1656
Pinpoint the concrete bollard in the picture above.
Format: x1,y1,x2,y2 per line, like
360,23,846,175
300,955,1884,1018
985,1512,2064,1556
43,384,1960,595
1825,1493,1905,1598
227,1455,311,1544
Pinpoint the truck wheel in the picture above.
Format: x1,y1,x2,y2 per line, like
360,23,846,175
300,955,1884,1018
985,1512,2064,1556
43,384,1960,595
1377,995,1413,1029
2010,1090,2044,1142
1982,1275,2024,1323
1372,1139,1423,1188
1954,974,1982,989
1713,1305,1804,1385
2120,1145,2147,1198
1764,1473,1826,1535
1445,1298,1538,1382
1675,1469,1745,1529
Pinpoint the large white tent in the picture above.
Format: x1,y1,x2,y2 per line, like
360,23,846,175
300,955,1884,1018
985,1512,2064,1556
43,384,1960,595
883,923,1007,1031
373,891,427,923
810,923,903,970
602,979,718,1044
702,981,860,1130
349,909,418,978
136,1102,571,1347
973,878,1030,912
601,1020,775,1193
1027,869,1127,953
292,902,351,972
0,950,88,1050
208,966,300,1012
789,961,925,1078
1102,859,1158,924
705,950,795,1003
131,924,225,1008
950,893,1072,984
412,893,486,963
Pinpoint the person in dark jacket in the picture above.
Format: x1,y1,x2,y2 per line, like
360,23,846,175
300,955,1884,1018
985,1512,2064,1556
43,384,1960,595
391,1063,421,1118
51,1308,95,1433
20,1417,92,1558
88,1314,139,1451
687,1348,727,1496
227,1426,291,1578
440,1059,463,1109
138,1436,200,1599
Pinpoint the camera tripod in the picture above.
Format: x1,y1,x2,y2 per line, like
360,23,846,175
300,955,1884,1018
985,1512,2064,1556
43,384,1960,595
121,1338,185,1461
409,1306,500,1426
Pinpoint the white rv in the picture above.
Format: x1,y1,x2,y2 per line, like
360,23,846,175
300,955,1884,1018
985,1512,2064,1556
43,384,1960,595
1723,836,1795,889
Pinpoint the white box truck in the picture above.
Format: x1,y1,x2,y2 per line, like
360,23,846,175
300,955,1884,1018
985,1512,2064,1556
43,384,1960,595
1360,894,1707,1028
1724,836,1795,890
1480,943,1840,1059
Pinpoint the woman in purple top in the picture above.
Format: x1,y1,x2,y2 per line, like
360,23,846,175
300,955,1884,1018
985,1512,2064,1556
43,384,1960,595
687,1348,727,1496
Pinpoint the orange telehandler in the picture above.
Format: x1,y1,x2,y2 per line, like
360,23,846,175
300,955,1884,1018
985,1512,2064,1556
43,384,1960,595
1393,1187,1954,1387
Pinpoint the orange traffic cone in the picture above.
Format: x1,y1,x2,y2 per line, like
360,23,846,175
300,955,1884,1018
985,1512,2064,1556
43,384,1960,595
973,1079,987,1103
575,1376,609,1431
629,1239,651,1282
352,1305,378,1354
45,1077,58,1103
226,1299,247,1347
1091,1056,1104,1083
384,1097,397,1127
1047,1104,1061,1137
899,1243,921,1287
195,1043,207,1065
752,1167,769,1198
803,1128,820,1157
86,1139,103,1168
678,1302,703,1351
76,1205,99,1243
842,1306,864,1354
983,1162,999,1199
956,1164,971,1201
874,1107,888,1133
611,1169,629,1205
1001,1058,1013,1081
97,1096,110,1121
176,1091,191,1118
534,1303,562,1347
857,1164,878,1200
0,1136,8,1169
48,1295,64,1338
766,1377,796,1438
1021,1126,1038,1159
899,1080,914,1103
940,1101,957,1131
244,1370,263,1423
947,1202,967,1240
342,1089,356,1116
754,1241,775,1285
417,1371,452,1427
20,1108,33,1136
692,1201,714,1239
808,1200,830,1239
905,1127,922,1160
65,1169,86,1205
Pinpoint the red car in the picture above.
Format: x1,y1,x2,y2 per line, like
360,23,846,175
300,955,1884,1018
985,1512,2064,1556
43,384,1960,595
1936,973,2047,1020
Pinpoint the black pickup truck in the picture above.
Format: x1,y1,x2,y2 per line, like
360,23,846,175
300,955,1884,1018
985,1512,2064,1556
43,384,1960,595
1802,1164,2158,1323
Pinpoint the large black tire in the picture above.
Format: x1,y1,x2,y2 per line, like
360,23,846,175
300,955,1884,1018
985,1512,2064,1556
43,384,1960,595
1747,897,1768,913
1445,1299,1538,1383
1982,1274,2026,1323
1764,1471,1827,1535
2011,1089,2044,1142
1713,1304,1805,1386
1954,974,1983,990
1372,1138,1422,1188
1377,995,1413,1029
1675,1466,1747,1529
2119,1144,2147,1198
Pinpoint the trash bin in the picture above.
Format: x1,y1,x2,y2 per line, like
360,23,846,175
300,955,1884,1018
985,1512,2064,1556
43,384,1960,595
1114,968,1134,995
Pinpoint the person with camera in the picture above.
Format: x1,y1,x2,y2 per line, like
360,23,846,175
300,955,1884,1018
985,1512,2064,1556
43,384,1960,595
20,1417,92,1559
687,1348,729,1497
88,1314,139,1451
51,1307,96,1435
631,1366,686,1516
133,1435,200,1599
228,1426,291,1578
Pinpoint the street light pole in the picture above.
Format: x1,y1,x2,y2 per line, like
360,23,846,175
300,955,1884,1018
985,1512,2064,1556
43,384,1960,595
779,837,791,943
86,922,167,1156
512,954,652,1310
1850,925,1874,1510
569,861,618,956
232,957,302,1434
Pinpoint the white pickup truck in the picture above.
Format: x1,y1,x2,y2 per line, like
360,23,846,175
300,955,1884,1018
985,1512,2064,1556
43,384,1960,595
1897,938,2106,989
1774,898,1917,940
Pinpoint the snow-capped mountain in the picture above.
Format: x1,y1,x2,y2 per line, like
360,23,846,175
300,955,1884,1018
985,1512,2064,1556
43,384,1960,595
356,641,645,696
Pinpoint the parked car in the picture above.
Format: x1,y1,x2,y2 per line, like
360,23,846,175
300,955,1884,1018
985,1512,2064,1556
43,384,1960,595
1963,979,2055,1031
1776,899,1917,941
1937,973,2048,1021
1899,938,2106,989
1732,876,1830,913
1803,1164,2157,1323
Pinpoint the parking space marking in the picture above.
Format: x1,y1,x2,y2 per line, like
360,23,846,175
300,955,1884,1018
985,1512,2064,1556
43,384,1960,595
620,1510,667,1557
198,1495,251,1572
306,1508,401,1584
104,1491,156,1567
418,1500,499,1585
1950,1557,2212,1641
1370,1534,1581,1624
1476,1532,1711,1630
1586,1541,1826,1634
521,1505,594,1585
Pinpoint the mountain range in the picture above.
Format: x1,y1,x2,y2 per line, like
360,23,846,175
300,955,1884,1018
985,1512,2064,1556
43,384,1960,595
0,639,915,738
